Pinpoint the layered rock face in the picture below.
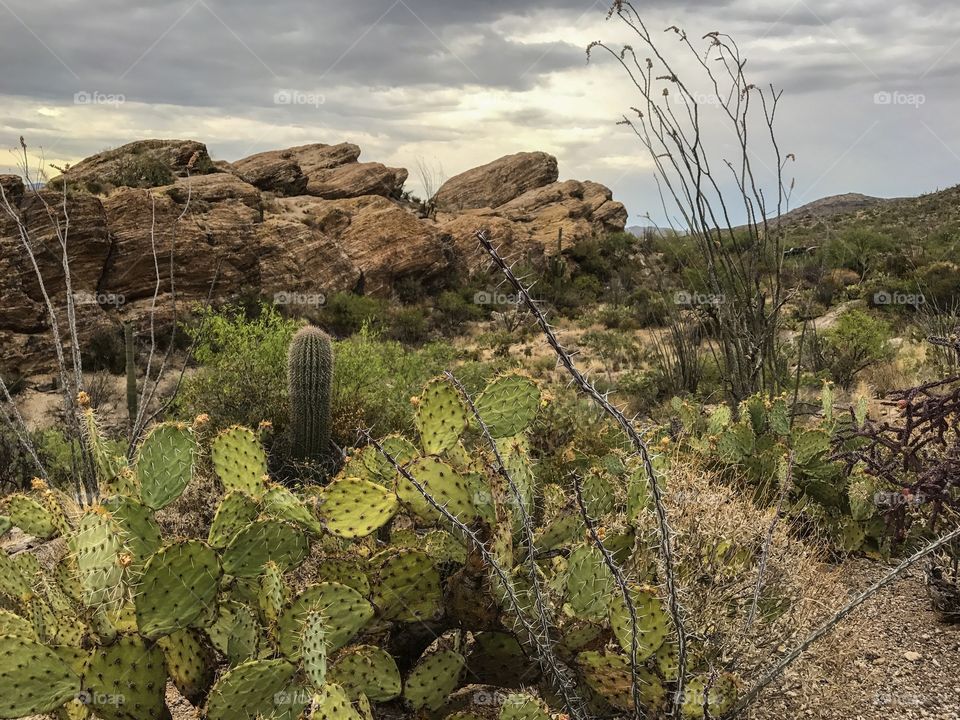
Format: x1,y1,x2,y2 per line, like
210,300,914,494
1,140,627,374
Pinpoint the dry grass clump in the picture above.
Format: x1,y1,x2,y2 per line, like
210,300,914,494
644,452,862,714
155,467,220,540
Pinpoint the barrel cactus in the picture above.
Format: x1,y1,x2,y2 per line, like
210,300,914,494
288,325,334,464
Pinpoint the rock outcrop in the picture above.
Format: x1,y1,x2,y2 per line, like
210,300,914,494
0,139,627,375
434,151,559,211
230,143,406,200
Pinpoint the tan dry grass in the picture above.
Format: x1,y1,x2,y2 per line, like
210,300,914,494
641,452,862,716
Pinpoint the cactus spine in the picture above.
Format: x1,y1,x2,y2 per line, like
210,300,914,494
288,326,333,463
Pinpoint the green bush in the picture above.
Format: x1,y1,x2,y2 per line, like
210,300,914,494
175,303,299,434
330,325,459,449
386,306,431,344
315,292,388,337
819,310,895,389
434,290,485,329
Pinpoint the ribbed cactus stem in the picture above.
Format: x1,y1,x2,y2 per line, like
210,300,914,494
124,322,137,430
288,326,333,462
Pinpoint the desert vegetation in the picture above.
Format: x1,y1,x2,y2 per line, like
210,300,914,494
0,3,958,720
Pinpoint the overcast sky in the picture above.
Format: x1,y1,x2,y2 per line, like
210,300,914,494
1,0,957,224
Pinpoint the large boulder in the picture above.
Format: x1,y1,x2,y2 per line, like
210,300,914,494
51,139,214,193
437,179,627,259
231,150,308,196
231,143,404,200
0,188,113,374
271,195,447,293
99,184,261,307
433,152,559,211
305,162,407,200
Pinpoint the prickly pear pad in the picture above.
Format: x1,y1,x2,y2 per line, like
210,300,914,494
360,434,419,484
402,648,465,711
207,491,259,548
259,561,287,625
301,610,328,690
0,551,31,602
101,496,162,563
135,540,221,638
157,628,216,706
473,373,542,438
370,549,442,622
328,645,402,702
137,423,195,510
263,485,324,535
576,650,666,711
83,634,169,720
207,601,259,666
319,477,398,538
565,545,614,620
396,456,476,523
205,658,300,720
310,682,363,720
0,633,81,717
680,674,738,718
69,509,129,610
0,609,35,639
608,586,670,663
278,582,374,659
211,426,269,497
222,519,309,576
415,377,468,454
498,693,551,720
3,493,60,539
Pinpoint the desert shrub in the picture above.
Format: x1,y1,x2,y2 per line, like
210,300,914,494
434,289,485,329
916,261,960,308
579,329,643,373
385,306,430,344
315,292,388,336
825,227,895,279
815,268,860,306
818,310,895,389
109,154,174,188
175,303,298,434
330,325,458,448
617,369,672,415
80,324,125,374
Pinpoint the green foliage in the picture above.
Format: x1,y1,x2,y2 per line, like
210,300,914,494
176,303,299,435
818,310,894,389
330,325,458,449
678,390,889,553
316,293,388,337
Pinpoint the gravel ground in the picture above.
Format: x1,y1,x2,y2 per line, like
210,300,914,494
750,558,960,720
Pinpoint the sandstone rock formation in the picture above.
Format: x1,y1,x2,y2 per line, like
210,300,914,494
433,151,559,211
0,140,627,375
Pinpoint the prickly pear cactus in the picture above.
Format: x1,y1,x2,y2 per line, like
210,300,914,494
414,377,468,454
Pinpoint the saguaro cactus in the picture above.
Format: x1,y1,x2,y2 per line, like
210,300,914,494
288,325,334,463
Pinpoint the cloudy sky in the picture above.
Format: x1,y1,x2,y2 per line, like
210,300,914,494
1,0,957,224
